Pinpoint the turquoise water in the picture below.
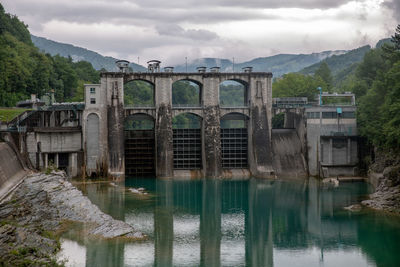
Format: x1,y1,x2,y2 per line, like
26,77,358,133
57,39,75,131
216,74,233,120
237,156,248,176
59,178,400,267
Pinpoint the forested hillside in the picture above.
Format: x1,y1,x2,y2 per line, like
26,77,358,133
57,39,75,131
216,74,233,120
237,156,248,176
0,4,99,107
31,35,146,72
173,51,346,77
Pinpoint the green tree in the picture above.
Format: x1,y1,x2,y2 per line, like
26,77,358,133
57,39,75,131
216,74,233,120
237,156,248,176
314,61,332,90
272,73,326,101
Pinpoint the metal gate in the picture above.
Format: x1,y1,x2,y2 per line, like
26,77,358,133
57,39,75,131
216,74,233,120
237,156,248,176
173,128,202,169
124,130,155,177
221,128,248,168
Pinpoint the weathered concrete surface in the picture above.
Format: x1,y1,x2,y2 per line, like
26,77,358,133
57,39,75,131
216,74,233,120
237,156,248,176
156,103,174,178
108,103,125,179
362,151,400,213
204,106,222,178
250,105,274,177
0,141,27,201
271,129,307,178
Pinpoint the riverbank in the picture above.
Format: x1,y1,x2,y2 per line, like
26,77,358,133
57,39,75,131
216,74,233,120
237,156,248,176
362,150,400,213
0,171,145,266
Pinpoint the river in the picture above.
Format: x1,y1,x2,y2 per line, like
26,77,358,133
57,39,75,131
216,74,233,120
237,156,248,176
57,178,400,267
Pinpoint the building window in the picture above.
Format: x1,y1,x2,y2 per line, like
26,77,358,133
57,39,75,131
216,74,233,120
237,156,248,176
90,87,96,94
342,111,355,118
322,112,337,118
90,98,96,104
307,112,320,119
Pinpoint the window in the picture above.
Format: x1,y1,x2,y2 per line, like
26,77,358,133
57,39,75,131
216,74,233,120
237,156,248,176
342,111,355,118
307,112,320,119
322,112,337,118
90,98,96,104
90,87,96,94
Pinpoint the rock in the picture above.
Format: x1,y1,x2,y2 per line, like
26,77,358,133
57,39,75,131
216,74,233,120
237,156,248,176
344,204,362,212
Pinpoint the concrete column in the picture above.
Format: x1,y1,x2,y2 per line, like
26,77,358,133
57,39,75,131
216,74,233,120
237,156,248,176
107,77,125,180
155,77,173,178
55,153,59,168
203,76,222,178
69,153,78,177
347,138,351,164
248,76,273,177
44,153,48,169
329,138,333,165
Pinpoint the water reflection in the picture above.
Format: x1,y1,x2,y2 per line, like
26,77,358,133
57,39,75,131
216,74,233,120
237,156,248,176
63,178,400,267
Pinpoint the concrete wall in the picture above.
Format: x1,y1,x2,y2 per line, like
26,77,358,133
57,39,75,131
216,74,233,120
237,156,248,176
306,106,358,177
0,142,26,199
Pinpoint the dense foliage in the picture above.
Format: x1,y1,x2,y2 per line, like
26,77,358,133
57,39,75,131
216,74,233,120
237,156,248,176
272,72,327,101
0,4,99,107
355,26,400,149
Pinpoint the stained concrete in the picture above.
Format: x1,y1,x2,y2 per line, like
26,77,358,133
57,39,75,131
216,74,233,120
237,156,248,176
203,106,222,178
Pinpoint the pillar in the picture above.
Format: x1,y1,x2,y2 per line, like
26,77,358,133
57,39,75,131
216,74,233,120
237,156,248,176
249,76,274,177
203,76,222,178
107,77,125,180
155,77,174,178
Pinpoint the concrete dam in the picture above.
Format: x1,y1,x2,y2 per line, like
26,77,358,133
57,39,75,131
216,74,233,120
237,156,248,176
2,61,360,180
84,65,277,179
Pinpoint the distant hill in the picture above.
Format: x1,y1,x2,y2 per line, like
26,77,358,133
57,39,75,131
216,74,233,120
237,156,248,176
376,38,391,48
31,35,146,72
299,45,371,76
174,51,347,77
32,34,350,77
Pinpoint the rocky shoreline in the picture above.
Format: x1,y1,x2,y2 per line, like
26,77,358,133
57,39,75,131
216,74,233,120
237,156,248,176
361,151,400,214
0,171,145,265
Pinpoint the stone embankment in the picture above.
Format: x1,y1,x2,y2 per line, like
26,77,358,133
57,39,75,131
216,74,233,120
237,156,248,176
0,171,145,265
362,151,400,213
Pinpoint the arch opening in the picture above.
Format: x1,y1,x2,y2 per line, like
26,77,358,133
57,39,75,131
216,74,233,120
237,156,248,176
124,114,155,177
220,113,248,168
124,80,155,107
172,113,202,169
219,80,248,107
172,80,201,107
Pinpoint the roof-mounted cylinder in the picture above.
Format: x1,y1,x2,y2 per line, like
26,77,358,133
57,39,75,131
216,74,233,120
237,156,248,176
116,60,130,73
147,60,161,73
210,66,220,73
164,66,174,73
242,66,253,73
197,66,207,73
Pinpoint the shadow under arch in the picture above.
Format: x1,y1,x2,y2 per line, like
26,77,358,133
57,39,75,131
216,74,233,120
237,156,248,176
172,79,202,107
220,112,249,168
172,113,202,169
124,79,155,108
124,113,155,177
219,79,249,107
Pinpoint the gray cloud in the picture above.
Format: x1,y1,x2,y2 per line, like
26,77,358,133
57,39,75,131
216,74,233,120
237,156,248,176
383,0,400,23
1,0,393,66
156,24,218,41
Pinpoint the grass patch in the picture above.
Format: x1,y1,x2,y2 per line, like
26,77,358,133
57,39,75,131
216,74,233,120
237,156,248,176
0,108,31,122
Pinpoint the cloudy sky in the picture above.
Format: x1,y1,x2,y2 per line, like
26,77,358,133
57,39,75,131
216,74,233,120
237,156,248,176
2,0,399,65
